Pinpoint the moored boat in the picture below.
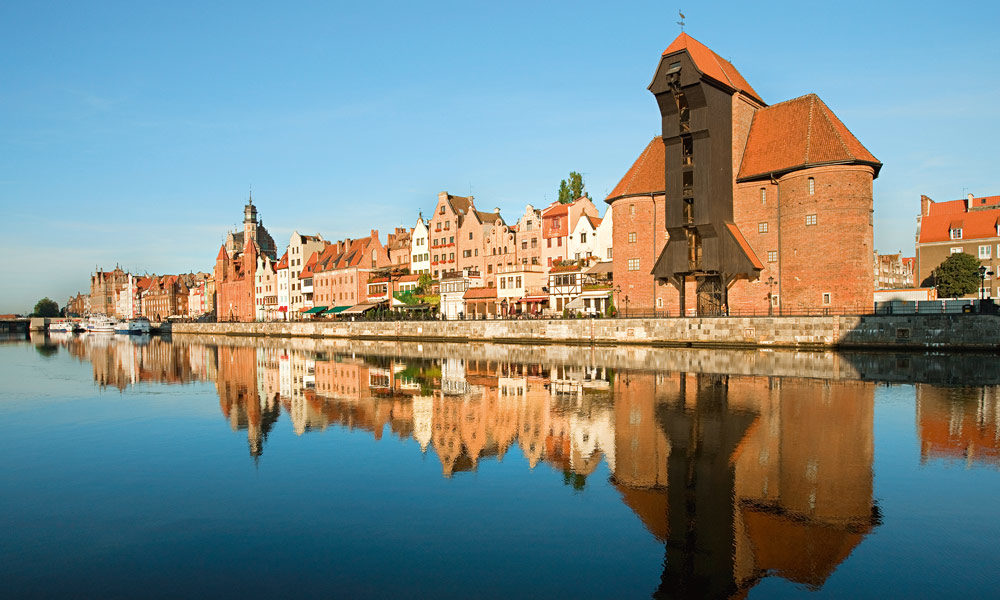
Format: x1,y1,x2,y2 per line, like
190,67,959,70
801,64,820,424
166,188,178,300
86,315,117,333
48,320,74,334
114,317,151,335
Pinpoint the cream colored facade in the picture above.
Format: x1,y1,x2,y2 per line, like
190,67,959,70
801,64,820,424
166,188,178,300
286,231,327,314
410,217,430,275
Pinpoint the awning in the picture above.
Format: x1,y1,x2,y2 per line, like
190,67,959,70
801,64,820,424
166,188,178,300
278,306,288,312
340,302,380,315
519,296,548,303
324,305,351,314
586,261,613,275
566,296,587,310
302,306,328,314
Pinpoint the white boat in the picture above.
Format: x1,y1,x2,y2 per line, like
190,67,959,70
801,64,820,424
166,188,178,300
48,320,74,333
114,317,151,335
86,315,117,333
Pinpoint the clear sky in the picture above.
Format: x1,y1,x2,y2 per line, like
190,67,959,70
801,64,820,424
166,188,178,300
1,0,998,313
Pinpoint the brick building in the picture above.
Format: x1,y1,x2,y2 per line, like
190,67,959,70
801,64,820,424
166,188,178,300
427,192,503,280
385,227,412,271
90,267,130,317
141,274,191,320
66,292,89,317
311,231,390,310
915,193,1000,296
483,215,517,287
215,198,274,322
874,252,915,290
607,33,880,315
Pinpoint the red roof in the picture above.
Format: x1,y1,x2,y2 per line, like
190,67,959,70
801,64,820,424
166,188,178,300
738,94,881,181
918,196,1000,243
299,251,319,278
463,287,497,300
542,203,568,217
661,33,763,104
726,223,764,270
606,137,666,202
275,251,289,270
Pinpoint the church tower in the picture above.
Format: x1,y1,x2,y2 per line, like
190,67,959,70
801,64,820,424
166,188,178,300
243,194,258,243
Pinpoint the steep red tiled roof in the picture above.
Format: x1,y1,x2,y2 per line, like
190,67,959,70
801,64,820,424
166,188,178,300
216,245,228,261
398,273,421,283
476,210,503,224
606,137,666,203
275,251,289,270
542,203,568,217
918,196,1000,243
737,94,881,181
299,251,319,278
662,33,763,104
447,194,473,216
726,223,764,270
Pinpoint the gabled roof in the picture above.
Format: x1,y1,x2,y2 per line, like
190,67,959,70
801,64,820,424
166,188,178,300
299,251,319,278
737,94,881,181
542,203,568,217
216,245,229,261
606,137,666,203
276,251,289,270
476,210,503,225
661,33,763,104
446,194,473,216
918,196,1000,244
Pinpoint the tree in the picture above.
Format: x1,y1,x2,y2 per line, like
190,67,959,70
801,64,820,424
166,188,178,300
416,273,433,294
557,171,590,204
933,252,981,298
32,297,60,318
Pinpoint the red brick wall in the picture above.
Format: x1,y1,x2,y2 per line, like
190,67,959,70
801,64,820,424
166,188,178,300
610,194,676,312
730,165,875,313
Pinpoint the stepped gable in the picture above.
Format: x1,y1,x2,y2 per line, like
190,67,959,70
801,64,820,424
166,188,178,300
737,94,881,181
606,137,666,202
661,32,763,104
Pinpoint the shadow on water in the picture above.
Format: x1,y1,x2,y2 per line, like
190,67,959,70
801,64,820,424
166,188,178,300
36,333,1000,598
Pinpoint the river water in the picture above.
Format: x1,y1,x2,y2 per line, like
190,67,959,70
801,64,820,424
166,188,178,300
2,333,999,599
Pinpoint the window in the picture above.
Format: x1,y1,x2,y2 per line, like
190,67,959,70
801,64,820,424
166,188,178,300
449,236,454,244
439,206,445,215
950,228,963,240
487,264,493,274
469,232,473,240
656,297,663,308
627,258,640,271
574,252,580,260
557,238,562,247
444,221,450,230
630,204,636,216
805,214,817,226
526,220,532,229
463,249,471,258
767,251,778,263
758,222,768,233
628,232,637,243
522,241,527,250
822,292,831,305
980,245,992,259
580,232,587,243
607,248,613,259
951,247,962,254
531,238,537,248
761,188,766,205
547,239,552,248
808,177,815,195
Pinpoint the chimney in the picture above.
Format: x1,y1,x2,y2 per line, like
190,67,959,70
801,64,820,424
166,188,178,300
494,207,500,214
370,229,379,243
920,195,934,217
967,193,975,211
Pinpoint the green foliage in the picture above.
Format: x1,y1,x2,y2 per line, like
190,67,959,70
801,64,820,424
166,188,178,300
416,273,433,294
557,171,590,204
32,297,60,318
933,252,982,298
605,297,615,317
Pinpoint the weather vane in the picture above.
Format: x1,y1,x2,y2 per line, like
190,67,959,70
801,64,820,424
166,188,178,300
677,10,686,32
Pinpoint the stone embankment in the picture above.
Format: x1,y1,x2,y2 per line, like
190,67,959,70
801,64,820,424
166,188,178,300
171,314,1000,351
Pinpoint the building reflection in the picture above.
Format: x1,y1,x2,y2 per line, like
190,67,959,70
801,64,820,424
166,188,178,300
65,334,888,596
917,384,1000,467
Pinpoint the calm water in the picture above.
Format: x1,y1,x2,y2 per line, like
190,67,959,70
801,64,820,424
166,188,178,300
2,333,999,599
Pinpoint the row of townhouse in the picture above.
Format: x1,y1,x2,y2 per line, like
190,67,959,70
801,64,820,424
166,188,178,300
83,268,213,320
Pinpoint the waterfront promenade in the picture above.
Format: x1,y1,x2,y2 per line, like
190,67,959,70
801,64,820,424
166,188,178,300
172,314,1000,351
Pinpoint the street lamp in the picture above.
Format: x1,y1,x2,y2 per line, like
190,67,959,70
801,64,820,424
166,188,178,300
766,276,776,316
613,284,622,318
979,266,994,301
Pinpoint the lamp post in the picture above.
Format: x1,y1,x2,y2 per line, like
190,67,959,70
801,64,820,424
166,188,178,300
613,284,622,318
767,276,776,316
624,294,630,318
980,266,994,303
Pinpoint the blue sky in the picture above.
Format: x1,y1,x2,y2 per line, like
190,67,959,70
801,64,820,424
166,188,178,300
1,0,998,313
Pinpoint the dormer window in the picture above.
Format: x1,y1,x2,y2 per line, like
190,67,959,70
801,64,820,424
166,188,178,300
950,228,963,240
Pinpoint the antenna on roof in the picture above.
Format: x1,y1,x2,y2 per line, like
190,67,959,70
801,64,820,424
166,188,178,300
677,9,685,31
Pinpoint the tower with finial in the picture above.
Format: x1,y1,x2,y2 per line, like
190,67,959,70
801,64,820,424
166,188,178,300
243,190,258,243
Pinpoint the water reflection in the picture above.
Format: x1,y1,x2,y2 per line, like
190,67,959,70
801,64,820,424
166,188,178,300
37,333,1000,597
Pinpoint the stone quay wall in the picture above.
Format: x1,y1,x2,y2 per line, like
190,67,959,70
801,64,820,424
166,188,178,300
171,314,1000,351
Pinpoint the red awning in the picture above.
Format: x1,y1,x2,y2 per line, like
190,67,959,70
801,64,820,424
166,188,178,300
519,296,548,303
